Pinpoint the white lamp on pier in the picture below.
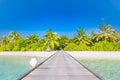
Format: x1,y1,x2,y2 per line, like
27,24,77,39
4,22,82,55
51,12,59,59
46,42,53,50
29,58,37,68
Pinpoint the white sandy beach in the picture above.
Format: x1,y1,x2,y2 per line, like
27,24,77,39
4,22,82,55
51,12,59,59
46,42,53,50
0,51,56,57
0,51,120,60
67,51,120,60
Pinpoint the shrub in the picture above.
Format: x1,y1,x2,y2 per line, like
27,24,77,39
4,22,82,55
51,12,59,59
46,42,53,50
76,43,90,51
5,43,14,51
0,46,6,51
114,42,120,51
64,43,90,51
12,45,20,51
36,48,42,51
21,47,26,51
64,43,78,51
91,41,114,51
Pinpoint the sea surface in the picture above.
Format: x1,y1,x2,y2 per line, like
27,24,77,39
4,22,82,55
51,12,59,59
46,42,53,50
0,55,46,80
79,59,120,80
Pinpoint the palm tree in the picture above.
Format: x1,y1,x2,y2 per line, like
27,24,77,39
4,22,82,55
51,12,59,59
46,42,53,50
96,23,119,42
91,30,97,43
59,35,68,50
8,31,21,43
27,34,39,44
50,34,60,50
118,35,120,42
74,28,91,45
0,36,8,46
43,29,60,51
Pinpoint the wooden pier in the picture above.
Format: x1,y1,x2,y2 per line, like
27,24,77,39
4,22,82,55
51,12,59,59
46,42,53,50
19,51,101,80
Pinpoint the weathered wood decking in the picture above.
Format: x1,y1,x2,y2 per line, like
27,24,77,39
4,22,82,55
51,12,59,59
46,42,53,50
20,51,101,80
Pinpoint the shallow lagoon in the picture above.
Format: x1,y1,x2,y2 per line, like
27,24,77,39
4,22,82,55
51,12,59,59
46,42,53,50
0,56,46,80
79,59,120,80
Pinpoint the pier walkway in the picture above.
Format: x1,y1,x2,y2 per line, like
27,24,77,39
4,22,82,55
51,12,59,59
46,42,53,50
20,51,101,80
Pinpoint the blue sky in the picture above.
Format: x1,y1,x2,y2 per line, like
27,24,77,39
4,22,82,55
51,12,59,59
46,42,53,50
0,0,120,38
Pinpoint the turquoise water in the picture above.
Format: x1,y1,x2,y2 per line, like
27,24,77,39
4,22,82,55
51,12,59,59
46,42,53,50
0,56,46,80
79,59,120,80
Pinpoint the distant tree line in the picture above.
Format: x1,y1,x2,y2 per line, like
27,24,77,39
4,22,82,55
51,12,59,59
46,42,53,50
0,23,120,51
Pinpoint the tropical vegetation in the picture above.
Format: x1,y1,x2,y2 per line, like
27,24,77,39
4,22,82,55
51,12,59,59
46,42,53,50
0,23,120,51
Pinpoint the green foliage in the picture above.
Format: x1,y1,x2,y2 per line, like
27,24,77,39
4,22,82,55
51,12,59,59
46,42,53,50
0,24,120,51
43,29,60,51
0,36,8,46
64,43,78,51
12,45,20,51
74,28,92,46
5,43,14,51
8,31,21,43
114,42,120,51
27,34,38,44
59,35,69,50
76,44,90,51
0,46,6,51
35,47,42,51
91,41,114,51
95,23,119,42
21,47,26,51
64,43,90,51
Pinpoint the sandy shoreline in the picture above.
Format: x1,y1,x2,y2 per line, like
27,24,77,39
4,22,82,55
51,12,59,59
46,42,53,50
0,51,120,60
66,51,120,60
0,51,56,57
